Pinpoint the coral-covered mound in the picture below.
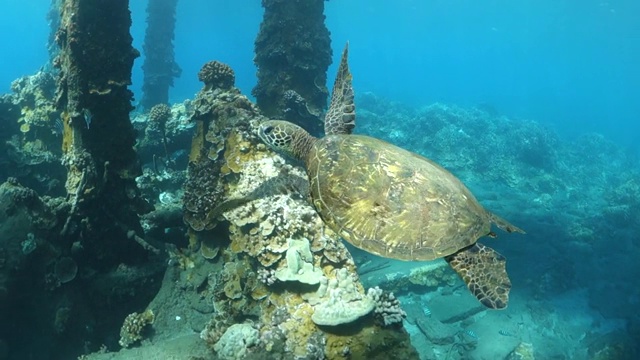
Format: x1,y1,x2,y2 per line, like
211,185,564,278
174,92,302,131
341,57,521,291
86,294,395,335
148,103,172,125
197,61,235,90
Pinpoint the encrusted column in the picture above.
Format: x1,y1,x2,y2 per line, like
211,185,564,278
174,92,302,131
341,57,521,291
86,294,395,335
141,0,181,110
54,0,149,256
252,0,332,135
46,0,64,69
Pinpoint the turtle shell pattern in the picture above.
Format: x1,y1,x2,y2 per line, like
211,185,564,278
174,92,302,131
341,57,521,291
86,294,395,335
306,133,492,261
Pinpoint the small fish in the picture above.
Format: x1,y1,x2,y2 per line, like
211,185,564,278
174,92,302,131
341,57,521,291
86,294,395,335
498,329,516,337
464,329,479,340
52,118,64,136
422,307,431,317
82,108,92,129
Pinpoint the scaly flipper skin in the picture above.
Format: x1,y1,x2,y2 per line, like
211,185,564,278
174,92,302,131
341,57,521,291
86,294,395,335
444,243,511,309
324,42,356,136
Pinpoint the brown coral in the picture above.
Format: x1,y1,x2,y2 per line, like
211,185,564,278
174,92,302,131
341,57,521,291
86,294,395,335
118,309,155,348
148,103,172,125
198,61,235,90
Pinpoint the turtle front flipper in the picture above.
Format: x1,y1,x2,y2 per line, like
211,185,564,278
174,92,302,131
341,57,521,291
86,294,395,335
445,243,511,309
324,42,356,136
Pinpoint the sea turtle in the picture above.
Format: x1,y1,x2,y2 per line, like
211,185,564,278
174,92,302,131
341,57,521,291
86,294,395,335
257,43,524,309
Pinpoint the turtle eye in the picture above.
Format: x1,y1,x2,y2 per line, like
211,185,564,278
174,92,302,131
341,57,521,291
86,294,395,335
263,126,274,135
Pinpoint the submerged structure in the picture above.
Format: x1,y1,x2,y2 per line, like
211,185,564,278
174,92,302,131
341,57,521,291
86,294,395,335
54,0,150,253
253,0,332,135
140,0,181,110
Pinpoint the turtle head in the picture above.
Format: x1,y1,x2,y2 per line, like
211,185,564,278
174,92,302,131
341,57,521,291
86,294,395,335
258,120,316,161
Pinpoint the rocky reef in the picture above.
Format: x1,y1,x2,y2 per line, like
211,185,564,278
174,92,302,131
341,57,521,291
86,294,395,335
0,70,64,195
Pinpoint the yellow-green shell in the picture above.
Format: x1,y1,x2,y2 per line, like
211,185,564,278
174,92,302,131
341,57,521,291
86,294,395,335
306,134,493,261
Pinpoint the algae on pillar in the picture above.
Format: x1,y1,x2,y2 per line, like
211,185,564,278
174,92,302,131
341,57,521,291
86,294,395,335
141,0,181,110
53,0,149,259
252,0,332,135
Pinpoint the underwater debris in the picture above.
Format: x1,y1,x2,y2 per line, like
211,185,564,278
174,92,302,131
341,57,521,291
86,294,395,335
415,314,459,346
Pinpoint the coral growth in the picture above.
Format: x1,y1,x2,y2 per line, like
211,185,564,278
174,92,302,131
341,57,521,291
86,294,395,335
0,179,56,311
308,268,375,326
368,286,407,326
213,323,260,360
148,103,172,124
198,61,235,90
119,309,155,348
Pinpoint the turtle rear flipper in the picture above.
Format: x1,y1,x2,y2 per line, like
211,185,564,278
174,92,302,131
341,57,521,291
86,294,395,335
490,213,526,234
445,243,511,309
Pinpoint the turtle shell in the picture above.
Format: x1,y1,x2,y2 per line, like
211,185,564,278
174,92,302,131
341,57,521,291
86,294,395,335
306,134,492,261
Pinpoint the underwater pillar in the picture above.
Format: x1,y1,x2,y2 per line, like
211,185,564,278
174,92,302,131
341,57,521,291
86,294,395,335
53,0,148,254
141,0,181,110
46,0,64,69
252,0,332,135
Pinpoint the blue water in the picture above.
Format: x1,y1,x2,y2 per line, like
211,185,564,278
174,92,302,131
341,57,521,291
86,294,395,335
3,1,639,146
1,1,639,359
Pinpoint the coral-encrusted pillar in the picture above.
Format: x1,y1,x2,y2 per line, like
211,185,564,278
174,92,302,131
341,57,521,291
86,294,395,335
252,0,332,136
54,0,148,257
141,0,181,110
47,0,64,67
